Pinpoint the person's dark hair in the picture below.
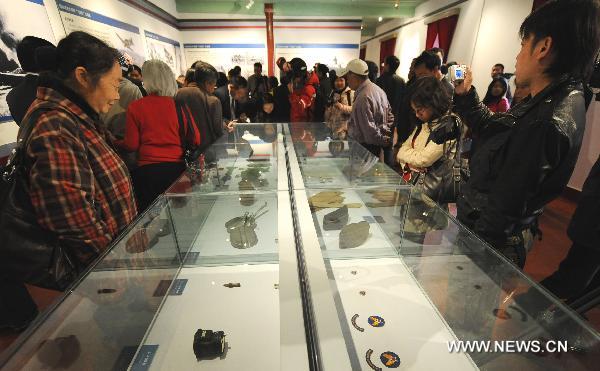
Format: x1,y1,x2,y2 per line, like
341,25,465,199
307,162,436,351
482,77,509,105
494,63,505,71
280,75,290,86
427,47,445,61
34,45,58,73
227,68,236,79
184,68,195,84
217,72,228,87
276,57,286,70
52,31,119,85
317,63,329,77
410,76,452,119
254,62,262,69
290,57,308,78
16,36,54,72
194,61,218,86
268,76,279,89
414,50,441,71
260,92,274,105
329,69,338,85
230,75,248,89
366,60,378,82
519,0,600,81
384,55,400,74
233,65,242,74
131,64,142,75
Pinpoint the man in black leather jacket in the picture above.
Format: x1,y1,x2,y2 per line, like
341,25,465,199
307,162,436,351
452,0,599,268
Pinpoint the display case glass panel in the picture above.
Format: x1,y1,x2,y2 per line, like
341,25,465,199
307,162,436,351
286,123,404,188
285,123,600,371
0,198,180,370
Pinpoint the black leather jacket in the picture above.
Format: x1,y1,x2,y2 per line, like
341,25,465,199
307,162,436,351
453,75,586,247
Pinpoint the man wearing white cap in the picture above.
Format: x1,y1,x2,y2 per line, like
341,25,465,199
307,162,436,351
338,59,394,159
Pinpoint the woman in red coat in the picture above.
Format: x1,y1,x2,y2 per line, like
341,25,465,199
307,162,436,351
118,60,200,211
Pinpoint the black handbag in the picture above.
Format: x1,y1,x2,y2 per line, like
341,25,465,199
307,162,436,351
414,114,465,204
0,109,78,291
174,99,203,173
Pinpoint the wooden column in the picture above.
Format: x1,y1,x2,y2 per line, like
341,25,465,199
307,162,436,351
264,3,275,76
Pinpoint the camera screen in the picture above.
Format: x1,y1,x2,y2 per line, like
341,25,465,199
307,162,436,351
455,69,463,79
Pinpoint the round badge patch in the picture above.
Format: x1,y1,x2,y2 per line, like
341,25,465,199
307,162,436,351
380,351,401,368
368,315,385,327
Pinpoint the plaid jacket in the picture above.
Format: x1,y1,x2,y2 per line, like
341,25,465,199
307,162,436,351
19,76,137,264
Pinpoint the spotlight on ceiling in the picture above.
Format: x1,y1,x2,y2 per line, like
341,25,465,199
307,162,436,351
360,25,364,30
246,0,254,10
378,16,383,22
394,2,399,9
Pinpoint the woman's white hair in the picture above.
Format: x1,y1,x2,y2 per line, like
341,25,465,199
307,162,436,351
141,59,177,97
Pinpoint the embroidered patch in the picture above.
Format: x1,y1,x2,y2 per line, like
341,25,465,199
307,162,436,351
380,351,401,368
368,316,385,327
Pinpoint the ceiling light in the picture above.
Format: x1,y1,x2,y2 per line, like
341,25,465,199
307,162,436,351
378,16,383,22
395,2,399,9
361,25,364,30
245,0,254,10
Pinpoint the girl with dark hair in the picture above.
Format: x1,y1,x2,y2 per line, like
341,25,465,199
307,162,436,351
482,77,510,112
397,76,462,243
324,75,353,139
254,92,275,123
397,76,461,202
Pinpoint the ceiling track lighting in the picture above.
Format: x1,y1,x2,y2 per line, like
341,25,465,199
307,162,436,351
378,16,383,22
395,2,399,9
245,0,254,10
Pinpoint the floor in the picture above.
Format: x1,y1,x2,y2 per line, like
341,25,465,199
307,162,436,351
1,195,598,356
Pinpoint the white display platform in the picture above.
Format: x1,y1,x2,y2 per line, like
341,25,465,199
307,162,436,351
189,192,279,259
140,264,281,371
327,258,478,371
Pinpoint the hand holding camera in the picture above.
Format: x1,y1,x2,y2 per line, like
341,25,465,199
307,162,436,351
451,65,473,96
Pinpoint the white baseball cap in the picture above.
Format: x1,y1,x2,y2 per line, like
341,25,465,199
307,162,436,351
338,59,369,77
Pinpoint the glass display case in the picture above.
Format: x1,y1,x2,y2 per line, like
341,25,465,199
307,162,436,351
0,123,598,371
285,123,600,371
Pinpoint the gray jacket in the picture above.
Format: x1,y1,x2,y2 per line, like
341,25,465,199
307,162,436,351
348,79,394,146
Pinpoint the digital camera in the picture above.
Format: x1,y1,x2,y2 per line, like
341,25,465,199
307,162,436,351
448,64,467,83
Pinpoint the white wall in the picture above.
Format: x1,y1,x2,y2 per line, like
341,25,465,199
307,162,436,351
468,0,533,94
147,0,179,18
181,20,361,77
49,0,181,55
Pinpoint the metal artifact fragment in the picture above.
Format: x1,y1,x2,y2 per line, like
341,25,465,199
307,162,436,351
339,221,370,249
323,206,349,230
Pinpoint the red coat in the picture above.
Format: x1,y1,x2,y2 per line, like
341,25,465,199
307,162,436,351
289,72,319,122
118,95,200,166
485,97,510,113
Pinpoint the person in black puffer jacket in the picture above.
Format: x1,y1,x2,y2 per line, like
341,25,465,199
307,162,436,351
452,0,599,268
